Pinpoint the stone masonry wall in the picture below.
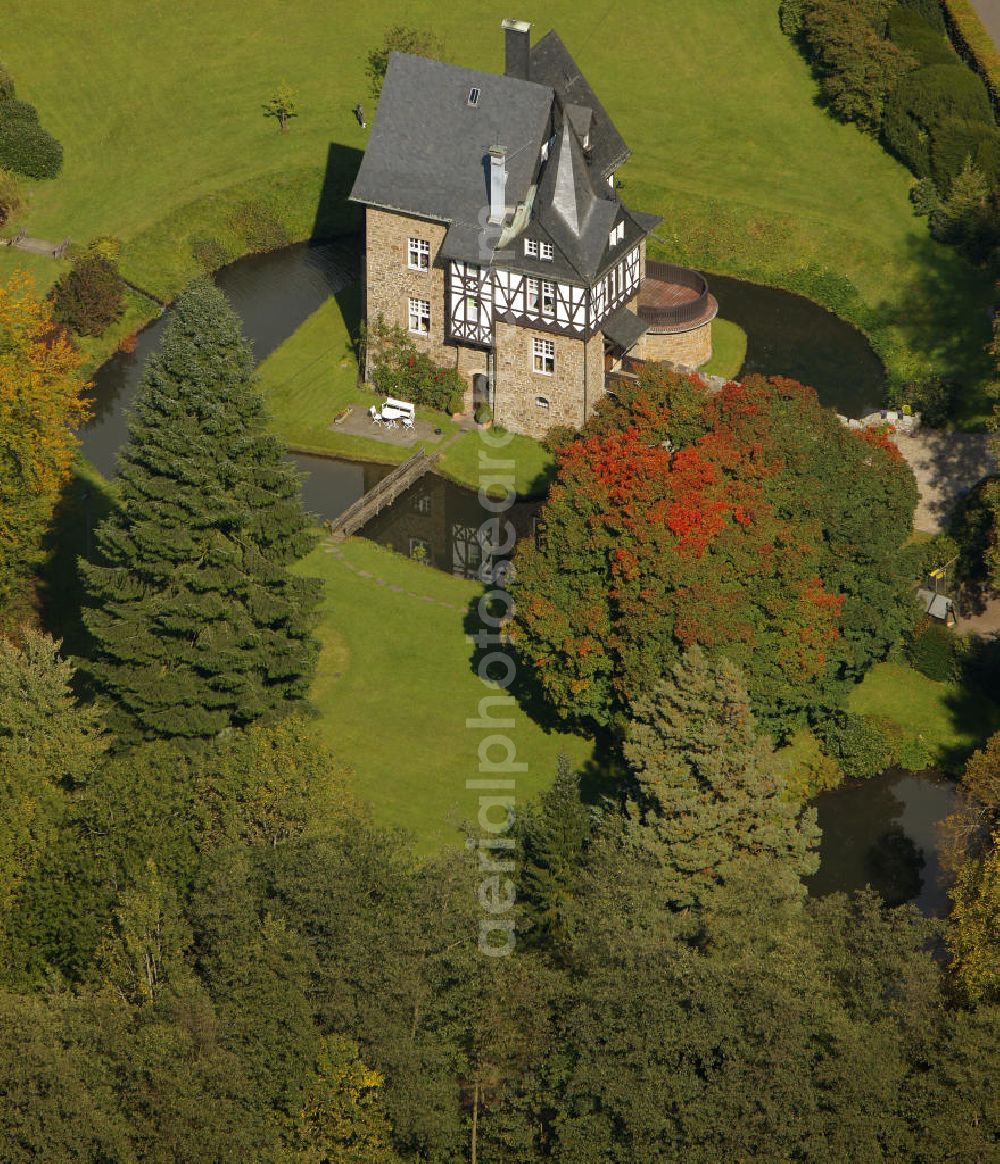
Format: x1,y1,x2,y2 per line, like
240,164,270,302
364,207,488,406
493,321,605,439
635,319,712,368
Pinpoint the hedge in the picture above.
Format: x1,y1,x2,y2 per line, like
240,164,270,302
888,7,955,66
930,115,1000,187
943,0,1000,113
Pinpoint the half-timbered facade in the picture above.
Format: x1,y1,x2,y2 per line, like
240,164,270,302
350,19,702,438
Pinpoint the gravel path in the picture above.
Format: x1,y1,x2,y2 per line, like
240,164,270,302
892,431,996,533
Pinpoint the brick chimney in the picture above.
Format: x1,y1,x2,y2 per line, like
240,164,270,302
489,144,507,223
502,18,531,81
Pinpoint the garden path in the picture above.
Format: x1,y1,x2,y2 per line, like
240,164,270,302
892,430,996,532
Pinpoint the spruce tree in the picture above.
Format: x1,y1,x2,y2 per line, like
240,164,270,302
519,754,594,942
80,278,320,742
623,647,819,920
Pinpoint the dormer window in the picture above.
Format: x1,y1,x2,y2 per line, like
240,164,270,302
525,238,538,257
467,87,481,107
608,221,624,248
539,241,554,261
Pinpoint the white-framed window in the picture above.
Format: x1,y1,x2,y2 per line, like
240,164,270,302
609,221,624,247
467,87,481,107
524,238,538,257
408,297,431,335
535,395,550,409
408,237,430,270
539,241,554,261
411,492,432,515
541,280,555,312
532,337,555,375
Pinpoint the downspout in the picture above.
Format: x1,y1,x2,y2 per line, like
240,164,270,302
583,287,590,425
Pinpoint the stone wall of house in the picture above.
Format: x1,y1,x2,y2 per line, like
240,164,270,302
635,320,712,368
493,321,604,438
364,207,486,410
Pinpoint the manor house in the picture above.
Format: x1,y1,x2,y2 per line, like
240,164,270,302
350,19,717,438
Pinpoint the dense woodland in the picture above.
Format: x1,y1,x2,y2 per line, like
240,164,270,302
0,270,996,1159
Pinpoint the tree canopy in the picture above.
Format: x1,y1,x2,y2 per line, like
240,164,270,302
511,369,918,737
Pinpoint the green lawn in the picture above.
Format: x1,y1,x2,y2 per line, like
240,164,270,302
1,0,993,412
256,292,555,495
703,319,747,380
849,661,1000,773
304,538,595,850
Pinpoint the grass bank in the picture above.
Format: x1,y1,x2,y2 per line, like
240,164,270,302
304,538,595,850
849,660,1000,773
2,0,993,416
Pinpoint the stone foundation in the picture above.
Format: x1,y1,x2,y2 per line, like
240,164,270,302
634,320,712,368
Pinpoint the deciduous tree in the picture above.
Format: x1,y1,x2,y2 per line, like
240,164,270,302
0,271,90,616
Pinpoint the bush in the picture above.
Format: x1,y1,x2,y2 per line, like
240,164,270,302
909,175,942,215
364,315,467,414
474,401,492,425
0,167,20,226
884,62,993,180
542,424,576,453
779,0,809,37
816,711,892,779
801,0,914,133
50,254,125,336
888,7,955,66
190,234,232,272
226,200,291,253
906,617,963,681
0,101,63,179
899,373,956,424
899,0,947,32
930,116,1000,188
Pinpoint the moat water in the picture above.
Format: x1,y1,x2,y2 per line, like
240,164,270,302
81,239,951,916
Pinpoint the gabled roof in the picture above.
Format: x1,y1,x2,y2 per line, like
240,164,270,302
529,30,631,177
349,53,553,227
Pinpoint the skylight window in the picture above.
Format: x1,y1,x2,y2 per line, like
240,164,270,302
467,87,481,107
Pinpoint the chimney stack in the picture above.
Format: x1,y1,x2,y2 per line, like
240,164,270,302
488,144,507,224
502,18,531,81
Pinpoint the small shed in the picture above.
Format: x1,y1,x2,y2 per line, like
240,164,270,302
916,587,956,628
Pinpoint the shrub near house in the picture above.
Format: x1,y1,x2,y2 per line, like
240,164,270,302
364,314,466,414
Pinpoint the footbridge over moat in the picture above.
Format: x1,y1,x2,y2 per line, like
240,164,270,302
325,448,441,542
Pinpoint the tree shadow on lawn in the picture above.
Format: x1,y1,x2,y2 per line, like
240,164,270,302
936,648,1000,774
462,590,621,803
867,231,993,413
38,458,114,662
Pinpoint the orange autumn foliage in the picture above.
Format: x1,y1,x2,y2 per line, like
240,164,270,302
0,271,90,600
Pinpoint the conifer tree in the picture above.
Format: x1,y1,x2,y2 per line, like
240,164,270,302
623,647,819,920
519,754,594,942
80,279,320,742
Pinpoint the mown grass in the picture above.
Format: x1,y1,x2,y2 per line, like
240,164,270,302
1,0,993,411
256,291,555,495
304,537,595,850
703,319,747,380
849,661,1000,772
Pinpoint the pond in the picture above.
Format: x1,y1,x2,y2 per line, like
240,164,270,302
81,239,358,477
708,272,886,419
808,769,956,916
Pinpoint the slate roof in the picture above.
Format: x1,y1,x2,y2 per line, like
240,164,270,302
536,118,617,280
529,30,631,178
349,53,553,228
602,304,648,352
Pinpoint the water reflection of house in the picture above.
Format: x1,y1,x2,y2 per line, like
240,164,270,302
362,465,539,580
